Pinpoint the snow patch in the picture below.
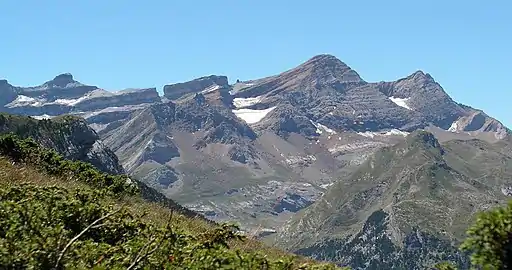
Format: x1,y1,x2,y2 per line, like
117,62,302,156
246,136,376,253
16,95,36,103
232,96,263,108
385,129,409,136
317,123,337,134
311,121,337,135
320,183,334,189
448,120,459,132
52,96,88,106
201,84,220,94
285,155,317,166
7,95,43,107
31,114,52,120
232,107,276,124
357,129,409,138
357,132,376,138
389,96,412,110
328,141,385,153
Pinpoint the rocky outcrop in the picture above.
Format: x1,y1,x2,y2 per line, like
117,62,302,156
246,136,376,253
0,113,125,175
163,75,229,100
0,80,18,107
295,210,470,270
447,110,509,139
19,73,98,100
74,88,161,112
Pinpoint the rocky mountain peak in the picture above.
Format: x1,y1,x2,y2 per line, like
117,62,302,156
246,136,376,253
236,54,366,98
48,73,77,87
407,70,435,83
0,79,9,86
294,54,364,84
305,54,345,65
54,73,74,81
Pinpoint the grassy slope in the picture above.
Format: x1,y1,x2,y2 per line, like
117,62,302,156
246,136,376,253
0,132,338,269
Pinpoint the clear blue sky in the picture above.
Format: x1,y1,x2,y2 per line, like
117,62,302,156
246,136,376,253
1,0,510,127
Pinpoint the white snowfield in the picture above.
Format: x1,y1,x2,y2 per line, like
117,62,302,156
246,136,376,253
389,96,412,110
357,129,409,138
7,94,90,108
6,88,153,108
7,95,42,107
232,96,263,108
52,96,89,106
232,107,276,124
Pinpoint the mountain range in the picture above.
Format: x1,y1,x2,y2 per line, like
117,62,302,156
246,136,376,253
1,54,510,269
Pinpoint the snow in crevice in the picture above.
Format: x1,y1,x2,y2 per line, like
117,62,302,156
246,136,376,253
389,96,412,110
317,123,337,134
232,96,263,108
357,129,409,138
311,121,337,135
31,114,52,120
232,107,276,124
201,84,220,94
448,120,460,132
52,96,89,106
320,183,334,189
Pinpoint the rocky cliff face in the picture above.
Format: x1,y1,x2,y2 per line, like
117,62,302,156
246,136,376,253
163,75,229,100
0,113,125,175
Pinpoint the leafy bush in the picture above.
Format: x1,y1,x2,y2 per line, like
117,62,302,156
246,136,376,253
458,201,512,269
0,133,136,196
433,201,512,270
0,184,337,269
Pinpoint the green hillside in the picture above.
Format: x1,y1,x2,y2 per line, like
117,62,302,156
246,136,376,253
0,115,339,269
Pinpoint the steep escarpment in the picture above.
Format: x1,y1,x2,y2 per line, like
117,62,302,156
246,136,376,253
163,75,229,100
0,113,124,175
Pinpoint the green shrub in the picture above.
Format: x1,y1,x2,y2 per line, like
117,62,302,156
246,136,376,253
0,184,336,269
459,201,512,269
0,133,136,196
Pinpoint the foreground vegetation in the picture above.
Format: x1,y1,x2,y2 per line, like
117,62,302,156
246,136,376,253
433,200,512,270
0,133,337,269
0,126,511,269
